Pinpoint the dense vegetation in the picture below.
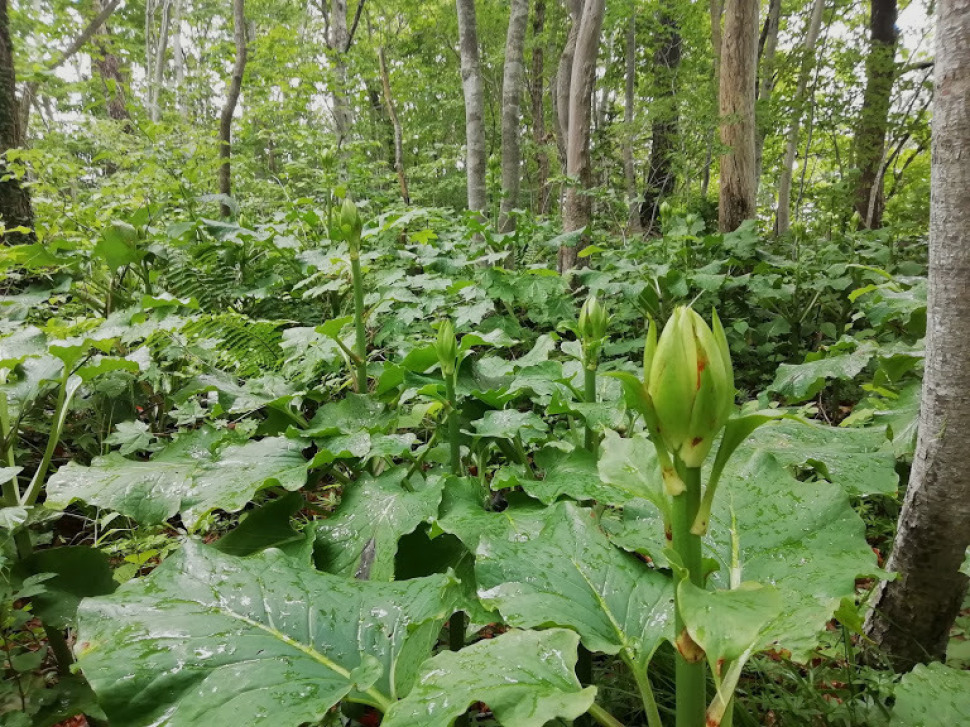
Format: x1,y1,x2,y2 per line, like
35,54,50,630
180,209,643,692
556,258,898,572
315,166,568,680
1,0,969,725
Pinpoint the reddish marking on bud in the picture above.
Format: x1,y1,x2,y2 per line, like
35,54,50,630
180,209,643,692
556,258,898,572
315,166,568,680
706,716,720,727
665,526,673,541
691,437,703,447
696,353,708,389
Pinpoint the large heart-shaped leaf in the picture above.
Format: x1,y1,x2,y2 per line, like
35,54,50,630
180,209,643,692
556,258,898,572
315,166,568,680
382,629,597,727
76,542,459,726
892,662,970,725
314,469,444,580
47,431,308,528
475,502,674,668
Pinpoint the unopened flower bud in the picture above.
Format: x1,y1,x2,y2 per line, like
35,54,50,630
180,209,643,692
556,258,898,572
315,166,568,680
340,197,363,251
645,307,734,468
436,319,458,377
579,296,609,346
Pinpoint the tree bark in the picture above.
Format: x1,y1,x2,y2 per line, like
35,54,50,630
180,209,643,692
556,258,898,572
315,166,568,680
559,0,606,272
775,0,825,235
864,0,970,670
622,12,639,232
530,0,552,215
0,0,33,243
218,0,248,218
554,0,582,176
717,0,758,232
640,4,682,235
378,47,410,204
456,0,487,217
330,0,351,153
852,0,898,229
701,0,723,198
498,0,531,233
754,0,781,190
149,0,173,122
92,0,131,125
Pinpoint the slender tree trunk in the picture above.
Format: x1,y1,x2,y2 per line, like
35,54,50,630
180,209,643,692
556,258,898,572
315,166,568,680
775,0,825,235
554,0,582,178
378,47,409,204
701,0,723,198
149,0,173,122
559,0,606,272
530,0,551,215
92,0,131,125
754,0,781,190
498,0,531,233
717,0,758,232
218,0,248,218
330,0,351,153
172,0,186,116
640,3,682,235
0,0,32,242
622,12,639,232
852,0,898,229
456,0,487,217
864,0,970,670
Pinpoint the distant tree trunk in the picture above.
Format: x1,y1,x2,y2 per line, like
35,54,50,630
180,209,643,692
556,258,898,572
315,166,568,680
149,0,173,122
775,0,825,235
864,0,970,670
92,0,131,125
622,13,639,232
700,0,723,198
754,0,781,190
530,0,551,214
559,0,606,272
498,0,531,233
330,0,351,153
378,47,410,204
172,0,186,116
218,0,248,218
456,0,487,217
554,0,582,176
852,0,898,229
0,0,33,243
717,0,758,232
640,4,682,235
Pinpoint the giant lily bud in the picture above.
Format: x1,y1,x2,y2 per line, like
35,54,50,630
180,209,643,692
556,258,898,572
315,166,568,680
436,318,458,377
578,296,609,365
645,307,734,468
339,197,363,253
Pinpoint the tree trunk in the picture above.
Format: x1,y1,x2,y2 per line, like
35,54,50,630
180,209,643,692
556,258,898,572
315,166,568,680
640,4,682,235
554,0,582,177
330,0,351,153
149,0,173,122
754,0,781,190
622,12,639,232
559,0,606,272
378,47,410,205
218,0,248,218
456,0,487,217
864,0,970,670
717,0,758,232
700,0,723,198
530,0,551,215
172,0,186,116
0,0,33,243
92,0,131,125
498,0,530,233
852,0,898,229
775,0,825,235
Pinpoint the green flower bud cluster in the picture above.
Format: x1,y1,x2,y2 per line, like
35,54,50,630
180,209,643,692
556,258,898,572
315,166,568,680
334,197,363,255
578,296,609,366
436,319,458,377
644,307,734,469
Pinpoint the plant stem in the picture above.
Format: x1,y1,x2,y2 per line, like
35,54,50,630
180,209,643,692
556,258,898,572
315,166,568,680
622,653,663,727
576,646,594,727
583,362,597,453
444,373,462,476
349,251,367,392
450,609,468,727
672,464,706,727
23,374,77,507
588,703,626,727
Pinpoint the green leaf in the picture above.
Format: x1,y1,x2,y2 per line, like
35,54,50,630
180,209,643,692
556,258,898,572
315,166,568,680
15,546,117,628
382,629,597,727
468,409,548,442
743,420,898,496
476,502,674,667
769,345,876,402
678,581,782,662
892,663,970,725
299,394,394,437
76,542,459,725
93,221,145,271
314,470,444,581
47,431,308,529
214,492,305,557
596,430,671,516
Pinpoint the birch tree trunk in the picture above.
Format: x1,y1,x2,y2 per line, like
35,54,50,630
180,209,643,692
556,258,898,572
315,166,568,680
330,0,351,153
864,0,970,669
378,46,410,204
218,0,248,218
498,0,531,233
530,0,551,215
0,0,33,242
717,0,758,232
456,0,487,217
754,0,781,190
640,3,681,235
149,0,173,122
559,0,606,272
852,0,898,229
622,12,639,232
92,0,130,125
172,0,185,116
554,0,582,178
775,0,825,235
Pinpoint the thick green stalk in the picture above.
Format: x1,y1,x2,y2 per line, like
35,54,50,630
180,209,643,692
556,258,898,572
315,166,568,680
672,464,706,727
621,653,663,727
349,251,367,392
23,375,77,507
444,373,461,477
583,362,597,453
588,703,626,727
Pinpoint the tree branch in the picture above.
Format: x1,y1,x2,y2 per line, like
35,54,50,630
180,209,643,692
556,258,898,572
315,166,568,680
345,0,365,52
